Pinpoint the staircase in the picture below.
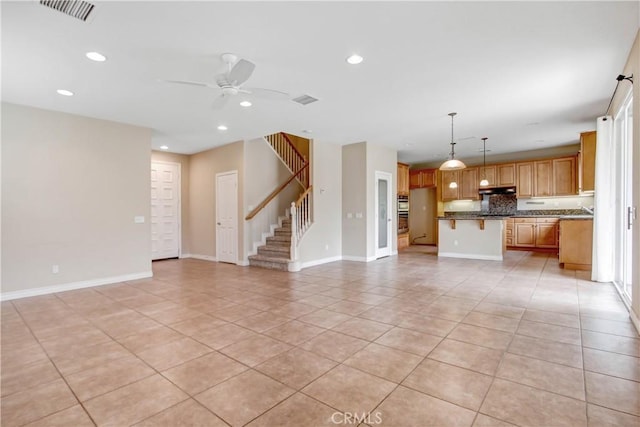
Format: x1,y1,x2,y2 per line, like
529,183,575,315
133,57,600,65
246,132,312,272
248,217,292,271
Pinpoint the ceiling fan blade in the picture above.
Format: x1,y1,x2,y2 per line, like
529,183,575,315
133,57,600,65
212,94,230,109
160,79,217,89
242,87,289,99
227,59,255,86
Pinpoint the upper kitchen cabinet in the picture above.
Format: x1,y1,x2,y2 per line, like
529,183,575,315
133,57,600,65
553,156,577,196
516,162,534,198
516,156,577,198
409,168,436,189
579,131,596,193
478,165,496,187
441,170,459,201
533,159,553,197
460,167,480,200
397,163,410,196
496,163,516,186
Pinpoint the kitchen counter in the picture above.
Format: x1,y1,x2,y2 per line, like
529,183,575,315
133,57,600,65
442,210,593,220
438,218,506,261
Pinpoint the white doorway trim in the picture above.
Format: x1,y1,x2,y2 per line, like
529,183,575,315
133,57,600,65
215,170,239,264
375,170,393,259
151,160,182,260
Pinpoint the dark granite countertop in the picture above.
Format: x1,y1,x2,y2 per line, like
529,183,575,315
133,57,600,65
441,209,593,220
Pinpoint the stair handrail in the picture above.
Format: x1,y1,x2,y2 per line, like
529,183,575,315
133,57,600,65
245,164,309,221
290,186,313,262
264,132,309,189
280,132,306,165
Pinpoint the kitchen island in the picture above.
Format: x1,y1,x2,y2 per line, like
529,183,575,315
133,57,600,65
438,216,507,261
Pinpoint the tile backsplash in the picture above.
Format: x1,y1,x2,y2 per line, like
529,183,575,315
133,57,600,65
517,195,594,210
445,195,595,213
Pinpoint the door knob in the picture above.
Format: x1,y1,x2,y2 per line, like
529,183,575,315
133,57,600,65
217,222,221,225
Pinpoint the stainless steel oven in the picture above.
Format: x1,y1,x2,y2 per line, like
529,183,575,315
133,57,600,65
398,195,409,233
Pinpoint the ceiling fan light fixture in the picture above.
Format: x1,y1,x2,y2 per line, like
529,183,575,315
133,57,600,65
239,100,252,107
85,51,106,62
439,112,466,171
346,54,363,65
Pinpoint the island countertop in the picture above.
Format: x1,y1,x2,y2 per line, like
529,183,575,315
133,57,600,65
440,210,593,220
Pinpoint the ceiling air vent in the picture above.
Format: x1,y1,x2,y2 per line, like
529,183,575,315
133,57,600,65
292,94,319,106
40,0,95,22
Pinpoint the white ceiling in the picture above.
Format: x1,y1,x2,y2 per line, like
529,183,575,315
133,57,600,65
2,1,638,164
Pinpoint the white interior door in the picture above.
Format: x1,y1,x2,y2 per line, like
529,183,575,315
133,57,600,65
151,161,180,260
375,171,393,259
216,171,238,264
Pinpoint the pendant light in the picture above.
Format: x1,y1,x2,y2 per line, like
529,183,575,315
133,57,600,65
439,112,466,171
479,137,489,187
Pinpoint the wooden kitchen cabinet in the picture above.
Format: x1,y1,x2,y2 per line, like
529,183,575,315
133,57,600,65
534,160,553,197
460,167,480,200
579,131,596,193
559,219,593,270
397,163,410,196
553,156,577,196
514,219,536,247
510,217,559,249
496,163,516,186
505,218,514,246
516,162,534,198
441,170,460,201
535,218,559,248
479,165,496,187
409,168,436,189
398,232,410,250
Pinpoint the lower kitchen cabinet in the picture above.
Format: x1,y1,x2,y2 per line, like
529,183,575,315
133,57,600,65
511,217,559,249
559,219,593,270
398,232,410,250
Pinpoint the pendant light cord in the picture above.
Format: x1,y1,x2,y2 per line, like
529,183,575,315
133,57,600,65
449,112,457,159
482,137,487,179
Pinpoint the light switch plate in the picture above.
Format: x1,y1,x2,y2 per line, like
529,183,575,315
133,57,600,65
134,216,145,224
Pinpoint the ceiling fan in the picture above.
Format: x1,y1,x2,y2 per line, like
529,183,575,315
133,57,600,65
162,53,289,109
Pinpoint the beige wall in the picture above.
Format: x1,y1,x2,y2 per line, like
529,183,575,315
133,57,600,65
151,151,191,254
188,141,244,260
342,143,367,259
1,103,152,296
299,140,343,264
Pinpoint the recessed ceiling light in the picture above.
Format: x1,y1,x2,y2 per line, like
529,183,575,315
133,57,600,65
86,51,107,62
56,89,74,96
217,125,228,131
346,54,363,65
239,101,252,107
160,145,169,150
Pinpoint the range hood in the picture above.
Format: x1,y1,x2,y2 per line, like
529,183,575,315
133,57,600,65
478,186,516,195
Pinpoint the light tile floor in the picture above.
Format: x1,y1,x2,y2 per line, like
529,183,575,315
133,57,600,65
1,250,639,426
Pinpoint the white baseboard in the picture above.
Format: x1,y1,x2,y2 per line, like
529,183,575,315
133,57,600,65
181,254,217,262
341,255,377,262
438,252,503,261
0,271,153,301
301,255,343,269
236,260,249,267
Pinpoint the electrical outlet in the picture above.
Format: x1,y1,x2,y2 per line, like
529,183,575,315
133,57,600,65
52,265,59,274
